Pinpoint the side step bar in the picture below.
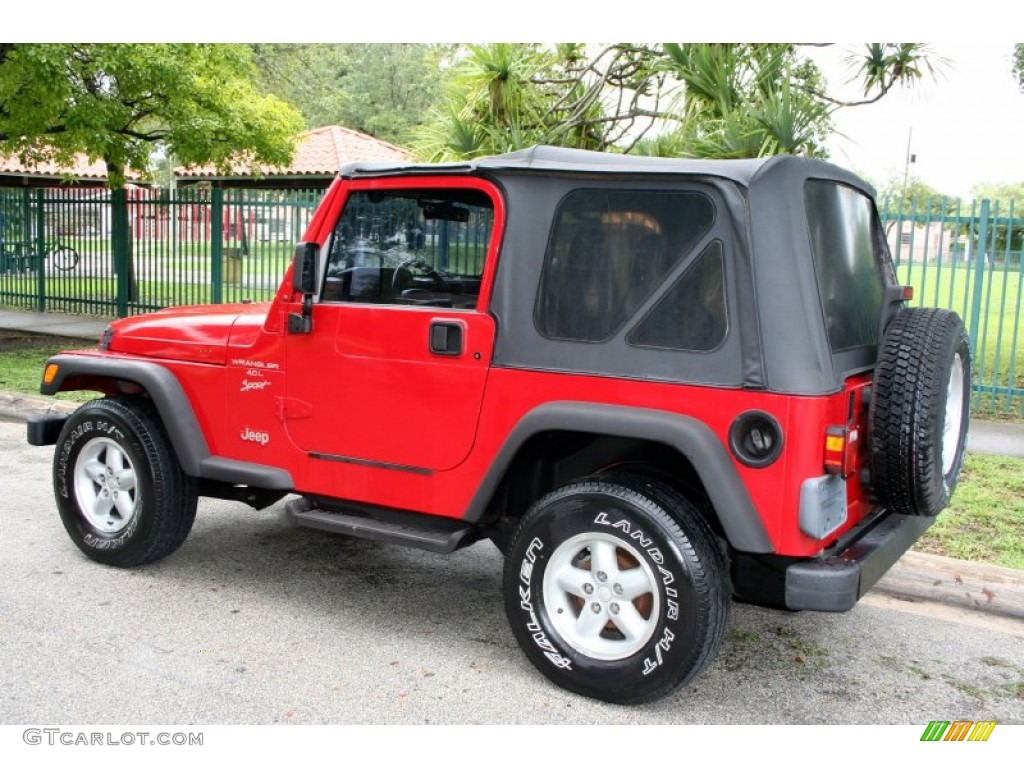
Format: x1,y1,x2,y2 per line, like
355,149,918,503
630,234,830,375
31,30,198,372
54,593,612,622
286,498,481,554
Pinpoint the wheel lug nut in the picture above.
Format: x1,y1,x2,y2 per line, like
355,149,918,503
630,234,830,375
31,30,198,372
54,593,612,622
583,583,594,595
596,571,608,582
610,603,620,615
613,583,623,595
591,603,602,614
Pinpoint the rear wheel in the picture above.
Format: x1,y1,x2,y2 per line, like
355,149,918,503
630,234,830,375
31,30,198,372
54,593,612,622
53,398,197,567
503,474,729,704
870,308,971,516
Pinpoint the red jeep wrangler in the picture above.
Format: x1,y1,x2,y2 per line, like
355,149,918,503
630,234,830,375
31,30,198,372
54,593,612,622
29,147,971,704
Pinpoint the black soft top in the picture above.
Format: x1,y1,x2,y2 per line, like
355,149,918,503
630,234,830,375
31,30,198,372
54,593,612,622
340,145,874,198
340,146,887,396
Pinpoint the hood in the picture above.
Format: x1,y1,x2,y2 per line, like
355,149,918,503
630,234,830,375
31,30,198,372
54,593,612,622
107,303,270,365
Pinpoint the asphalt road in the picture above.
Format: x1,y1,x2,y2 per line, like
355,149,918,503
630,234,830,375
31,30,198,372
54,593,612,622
1,418,1022,725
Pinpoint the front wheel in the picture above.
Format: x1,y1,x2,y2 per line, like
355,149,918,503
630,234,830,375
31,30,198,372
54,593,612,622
53,398,197,567
503,474,730,704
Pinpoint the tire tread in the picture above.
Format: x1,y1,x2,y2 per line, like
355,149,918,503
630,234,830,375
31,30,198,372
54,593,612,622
870,308,970,516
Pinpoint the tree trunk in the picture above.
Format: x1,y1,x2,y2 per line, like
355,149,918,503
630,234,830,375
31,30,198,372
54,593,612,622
106,160,138,311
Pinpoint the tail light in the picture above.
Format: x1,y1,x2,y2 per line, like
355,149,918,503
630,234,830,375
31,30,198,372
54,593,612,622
824,425,860,478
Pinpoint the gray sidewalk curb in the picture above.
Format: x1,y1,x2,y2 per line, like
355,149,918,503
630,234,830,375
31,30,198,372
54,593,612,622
5,387,1022,622
0,391,78,424
874,551,1024,620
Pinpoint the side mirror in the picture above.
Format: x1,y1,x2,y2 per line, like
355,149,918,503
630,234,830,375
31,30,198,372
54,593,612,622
288,242,318,335
292,242,318,295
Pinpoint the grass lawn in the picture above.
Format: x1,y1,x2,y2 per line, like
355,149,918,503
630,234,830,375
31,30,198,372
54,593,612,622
0,274,278,310
0,330,97,403
914,453,1024,570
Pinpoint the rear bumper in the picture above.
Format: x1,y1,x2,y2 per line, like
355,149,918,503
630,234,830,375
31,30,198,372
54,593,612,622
784,511,935,611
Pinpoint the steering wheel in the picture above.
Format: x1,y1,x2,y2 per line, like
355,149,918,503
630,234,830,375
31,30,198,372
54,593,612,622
391,258,449,294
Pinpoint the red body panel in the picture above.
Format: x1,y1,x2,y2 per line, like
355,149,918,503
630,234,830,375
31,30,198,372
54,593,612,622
283,305,494,471
107,304,266,365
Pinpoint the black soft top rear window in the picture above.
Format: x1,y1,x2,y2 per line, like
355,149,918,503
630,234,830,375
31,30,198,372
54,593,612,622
804,180,887,354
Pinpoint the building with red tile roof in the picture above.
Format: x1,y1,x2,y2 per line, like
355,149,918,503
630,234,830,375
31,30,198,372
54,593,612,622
175,125,411,189
0,153,112,187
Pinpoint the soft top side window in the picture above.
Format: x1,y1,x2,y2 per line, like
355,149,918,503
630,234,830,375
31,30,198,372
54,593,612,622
323,188,494,310
627,240,728,353
535,189,716,342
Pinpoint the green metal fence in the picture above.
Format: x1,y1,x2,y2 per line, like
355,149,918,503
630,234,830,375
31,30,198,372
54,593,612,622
881,199,1023,416
1,186,1021,414
0,186,323,316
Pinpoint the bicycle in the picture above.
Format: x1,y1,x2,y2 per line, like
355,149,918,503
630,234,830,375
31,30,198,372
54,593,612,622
0,238,80,273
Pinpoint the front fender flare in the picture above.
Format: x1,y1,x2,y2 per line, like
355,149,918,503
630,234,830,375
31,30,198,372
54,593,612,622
41,354,292,490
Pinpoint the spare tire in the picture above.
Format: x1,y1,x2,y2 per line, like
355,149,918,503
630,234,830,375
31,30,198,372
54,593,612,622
869,308,971,516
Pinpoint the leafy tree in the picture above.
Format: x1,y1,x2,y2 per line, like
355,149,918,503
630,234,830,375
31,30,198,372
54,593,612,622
657,44,833,158
837,43,945,105
1014,44,1023,91
251,44,443,145
971,181,1024,211
971,181,1024,257
881,180,1024,264
336,44,445,143
0,43,303,189
251,44,348,132
877,175,961,216
413,43,605,160
413,43,940,162
415,43,666,160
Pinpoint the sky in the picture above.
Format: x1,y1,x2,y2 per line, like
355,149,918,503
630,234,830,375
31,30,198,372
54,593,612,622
808,43,1024,199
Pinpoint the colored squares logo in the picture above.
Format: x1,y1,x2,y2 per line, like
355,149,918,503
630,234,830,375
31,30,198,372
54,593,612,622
921,721,997,742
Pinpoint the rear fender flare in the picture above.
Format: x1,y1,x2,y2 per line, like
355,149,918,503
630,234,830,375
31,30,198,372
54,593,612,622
465,401,773,553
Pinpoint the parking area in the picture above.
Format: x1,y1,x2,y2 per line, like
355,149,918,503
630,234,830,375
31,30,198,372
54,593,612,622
2,419,1023,725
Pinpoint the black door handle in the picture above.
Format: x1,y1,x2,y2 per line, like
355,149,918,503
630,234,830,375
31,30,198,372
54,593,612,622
429,322,463,356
